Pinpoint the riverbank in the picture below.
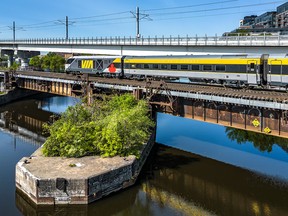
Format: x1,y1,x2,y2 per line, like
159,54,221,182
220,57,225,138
15,131,155,205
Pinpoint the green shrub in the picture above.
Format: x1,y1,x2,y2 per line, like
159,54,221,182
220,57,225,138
42,94,154,158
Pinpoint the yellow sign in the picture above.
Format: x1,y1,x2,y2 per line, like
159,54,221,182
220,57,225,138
252,119,260,127
81,60,94,69
264,127,271,134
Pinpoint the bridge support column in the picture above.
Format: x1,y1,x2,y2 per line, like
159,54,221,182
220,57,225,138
16,51,40,70
133,89,143,100
1,50,15,68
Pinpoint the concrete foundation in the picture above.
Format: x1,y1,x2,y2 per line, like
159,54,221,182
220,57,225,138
15,132,155,205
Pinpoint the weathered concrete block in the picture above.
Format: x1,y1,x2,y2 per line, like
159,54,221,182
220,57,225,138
16,132,155,205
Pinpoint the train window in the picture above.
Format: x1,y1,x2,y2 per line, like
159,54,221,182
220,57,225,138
250,63,255,71
136,64,142,69
124,64,130,69
203,65,212,71
180,65,189,70
143,64,150,69
113,63,120,68
131,64,136,69
152,64,159,69
171,64,178,70
66,58,74,64
191,65,200,71
161,64,168,70
78,60,81,68
216,65,226,71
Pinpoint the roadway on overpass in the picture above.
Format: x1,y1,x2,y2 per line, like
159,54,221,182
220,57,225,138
1,35,288,55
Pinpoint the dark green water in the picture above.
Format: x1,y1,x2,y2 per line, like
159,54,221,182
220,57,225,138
1,94,288,216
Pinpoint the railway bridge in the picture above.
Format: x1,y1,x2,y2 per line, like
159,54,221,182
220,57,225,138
1,70,288,139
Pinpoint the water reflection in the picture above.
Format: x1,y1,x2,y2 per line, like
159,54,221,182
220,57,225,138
226,127,288,153
3,96,288,216
40,96,80,114
156,113,288,181
147,145,288,216
16,144,288,216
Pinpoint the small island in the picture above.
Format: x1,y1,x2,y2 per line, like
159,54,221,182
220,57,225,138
16,93,155,205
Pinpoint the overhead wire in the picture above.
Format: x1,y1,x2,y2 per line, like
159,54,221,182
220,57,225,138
143,0,239,12
148,1,285,16
2,0,284,33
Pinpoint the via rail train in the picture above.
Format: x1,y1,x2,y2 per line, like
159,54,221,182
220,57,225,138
64,54,288,89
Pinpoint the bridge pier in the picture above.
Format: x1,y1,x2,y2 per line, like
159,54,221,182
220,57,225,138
16,51,40,70
1,49,14,67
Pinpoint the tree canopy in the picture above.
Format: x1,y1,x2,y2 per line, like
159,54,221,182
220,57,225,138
42,94,154,158
29,52,65,72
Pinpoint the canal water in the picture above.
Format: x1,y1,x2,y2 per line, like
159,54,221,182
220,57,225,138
1,94,288,216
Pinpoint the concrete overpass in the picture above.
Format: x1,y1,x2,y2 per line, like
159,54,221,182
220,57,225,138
1,34,288,56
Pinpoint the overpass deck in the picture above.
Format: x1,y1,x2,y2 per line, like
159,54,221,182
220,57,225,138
1,34,288,47
2,35,288,55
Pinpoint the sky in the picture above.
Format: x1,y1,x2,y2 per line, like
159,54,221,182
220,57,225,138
0,0,286,39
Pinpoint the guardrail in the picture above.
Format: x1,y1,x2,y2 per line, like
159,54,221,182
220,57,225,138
0,34,288,46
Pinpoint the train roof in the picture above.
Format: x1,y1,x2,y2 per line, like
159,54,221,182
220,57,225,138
125,54,265,59
68,54,288,59
69,55,122,59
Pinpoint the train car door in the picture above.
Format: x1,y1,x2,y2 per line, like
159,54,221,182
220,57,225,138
269,60,282,86
247,60,258,84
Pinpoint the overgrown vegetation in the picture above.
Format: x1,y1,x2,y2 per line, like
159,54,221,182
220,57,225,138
29,52,65,72
42,94,154,158
9,62,20,72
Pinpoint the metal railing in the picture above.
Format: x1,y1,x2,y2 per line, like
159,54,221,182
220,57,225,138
0,34,288,47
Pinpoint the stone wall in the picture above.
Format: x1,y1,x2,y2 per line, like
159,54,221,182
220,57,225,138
16,131,155,205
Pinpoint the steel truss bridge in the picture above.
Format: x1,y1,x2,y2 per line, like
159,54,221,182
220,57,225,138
1,70,288,138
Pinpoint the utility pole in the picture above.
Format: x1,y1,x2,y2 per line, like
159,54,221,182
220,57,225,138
13,21,15,42
9,21,24,42
136,7,140,38
66,16,68,40
131,7,151,38
56,16,75,40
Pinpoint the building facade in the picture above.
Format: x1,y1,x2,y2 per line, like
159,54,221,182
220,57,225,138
276,2,288,28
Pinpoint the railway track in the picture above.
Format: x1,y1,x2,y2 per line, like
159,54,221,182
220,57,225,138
14,70,288,103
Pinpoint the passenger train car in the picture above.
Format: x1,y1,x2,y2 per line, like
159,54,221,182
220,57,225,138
64,54,288,89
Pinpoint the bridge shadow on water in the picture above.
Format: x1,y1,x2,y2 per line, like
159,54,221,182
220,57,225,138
143,144,288,216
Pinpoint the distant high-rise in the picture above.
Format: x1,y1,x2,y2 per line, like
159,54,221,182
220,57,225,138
276,2,288,28
255,12,276,28
234,1,288,35
239,15,257,27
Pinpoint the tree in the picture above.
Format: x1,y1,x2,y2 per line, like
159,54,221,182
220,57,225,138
29,56,42,70
29,52,65,72
42,94,154,158
9,62,19,72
